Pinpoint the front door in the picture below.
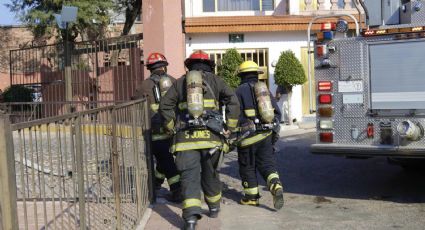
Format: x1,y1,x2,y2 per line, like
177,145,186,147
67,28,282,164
300,47,316,115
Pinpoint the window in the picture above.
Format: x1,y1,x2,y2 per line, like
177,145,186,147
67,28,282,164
203,0,274,12
262,0,274,11
218,0,260,11
203,0,215,12
204,48,269,81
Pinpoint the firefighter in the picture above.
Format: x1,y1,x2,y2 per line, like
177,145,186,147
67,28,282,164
133,52,181,202
235,60,284,210
159,50,240,230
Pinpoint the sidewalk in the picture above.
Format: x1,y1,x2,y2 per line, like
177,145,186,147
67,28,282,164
141,127,315,230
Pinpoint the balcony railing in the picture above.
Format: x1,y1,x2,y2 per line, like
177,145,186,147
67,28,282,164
299,0,360,15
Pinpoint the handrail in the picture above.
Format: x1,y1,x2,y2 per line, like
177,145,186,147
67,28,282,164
307,14,360,114
10,99,146,131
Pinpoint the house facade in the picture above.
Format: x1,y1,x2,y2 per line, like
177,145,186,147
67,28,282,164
183,0,359,122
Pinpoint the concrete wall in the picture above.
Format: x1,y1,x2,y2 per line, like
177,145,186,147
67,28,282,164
143,0,186,78
185,31,308,122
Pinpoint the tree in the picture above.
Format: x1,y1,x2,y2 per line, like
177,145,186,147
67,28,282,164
115,0,142,35
217,48,243,89
274,50,306,124
6,0,114,41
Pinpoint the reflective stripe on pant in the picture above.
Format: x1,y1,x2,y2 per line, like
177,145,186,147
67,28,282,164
152,139,181,191
238,135,281,198
175,149,222,220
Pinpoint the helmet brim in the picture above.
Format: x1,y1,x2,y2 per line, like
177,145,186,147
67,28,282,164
147,61,168,70
185,59,215,68
238,70,264,76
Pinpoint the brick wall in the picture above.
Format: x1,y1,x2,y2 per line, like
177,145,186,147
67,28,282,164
0,26,34,90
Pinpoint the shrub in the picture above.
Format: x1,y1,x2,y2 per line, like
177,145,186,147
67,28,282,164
2,85,34,103
217,48,243,89
274,50,306,92
274,50,306,124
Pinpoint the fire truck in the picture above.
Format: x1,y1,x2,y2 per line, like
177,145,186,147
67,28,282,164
309,0,425,161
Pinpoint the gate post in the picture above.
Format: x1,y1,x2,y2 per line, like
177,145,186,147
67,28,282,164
64,35,73,113
74,116,87,229
142,99,155,203
111,108,123,229
0,114,18,230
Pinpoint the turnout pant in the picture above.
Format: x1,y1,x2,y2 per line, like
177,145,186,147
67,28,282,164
175,149,222,220
238,135,281,199
152,139,181,191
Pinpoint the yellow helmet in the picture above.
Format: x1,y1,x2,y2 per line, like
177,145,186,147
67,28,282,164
238,61,264,75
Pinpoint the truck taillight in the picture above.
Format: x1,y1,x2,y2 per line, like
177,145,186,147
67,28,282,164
316,45,327,57
319,94,332,104
319,120,334,129
318,107,333,117
318,81,332,91
320,132,334,143
321,22,336,31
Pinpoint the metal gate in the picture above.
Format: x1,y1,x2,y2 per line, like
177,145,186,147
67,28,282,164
9,34,144,104
0,99,154,230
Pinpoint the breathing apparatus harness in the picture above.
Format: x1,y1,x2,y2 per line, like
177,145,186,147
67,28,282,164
182,70,226,136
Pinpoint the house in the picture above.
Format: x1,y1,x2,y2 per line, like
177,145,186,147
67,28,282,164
183,0,360,123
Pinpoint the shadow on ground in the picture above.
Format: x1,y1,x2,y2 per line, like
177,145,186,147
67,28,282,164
219,132,425,204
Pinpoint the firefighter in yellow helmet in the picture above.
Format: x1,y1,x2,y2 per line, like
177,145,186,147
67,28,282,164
159,50,240,230
235,60,284,210
133,52,181,202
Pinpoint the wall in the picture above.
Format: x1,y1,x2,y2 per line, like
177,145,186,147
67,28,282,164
0,26,35,90
143,0,186,78
186,31,308,122
185,0,286,17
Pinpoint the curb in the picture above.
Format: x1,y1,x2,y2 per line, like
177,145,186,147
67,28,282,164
136,205,153,230
281,128,316,137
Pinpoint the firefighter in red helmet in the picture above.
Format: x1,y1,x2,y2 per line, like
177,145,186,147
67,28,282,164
134,52,181,202
159,50,240,230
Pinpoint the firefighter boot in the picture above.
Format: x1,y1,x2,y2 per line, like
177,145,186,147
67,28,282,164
240,194,260,206
209,206,220,218
270,181,284,210
183,216,198,230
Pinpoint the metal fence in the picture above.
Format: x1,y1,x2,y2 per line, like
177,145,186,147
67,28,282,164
0,101,120,124
9,34,144,103
0,98,154,230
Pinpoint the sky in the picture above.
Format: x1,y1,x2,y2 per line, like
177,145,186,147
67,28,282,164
0,0,20,25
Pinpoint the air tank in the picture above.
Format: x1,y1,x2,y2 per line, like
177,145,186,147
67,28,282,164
186,70,204,119
159,76,173,97
254,81,274,123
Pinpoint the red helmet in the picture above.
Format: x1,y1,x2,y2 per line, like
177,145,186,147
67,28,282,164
146,52,168,70
184,50,215,68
